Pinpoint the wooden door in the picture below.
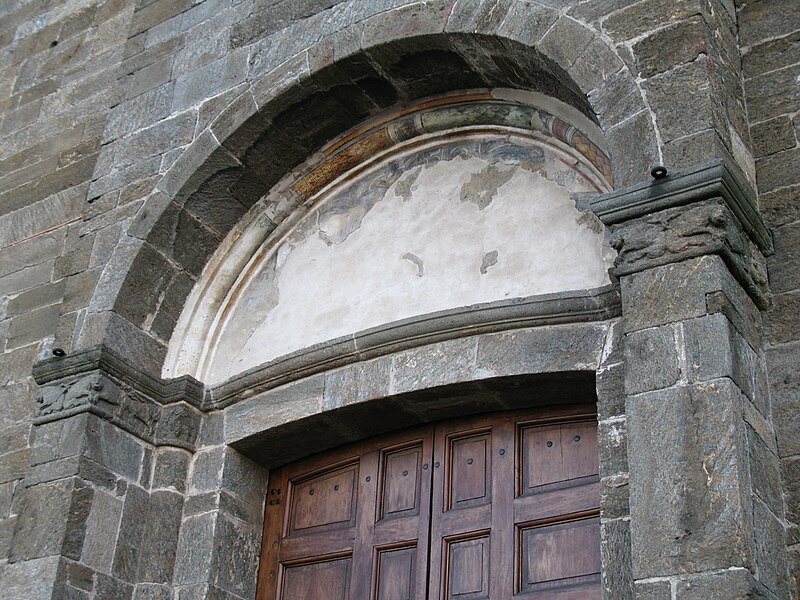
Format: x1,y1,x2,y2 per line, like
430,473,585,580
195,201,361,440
257,405,600,600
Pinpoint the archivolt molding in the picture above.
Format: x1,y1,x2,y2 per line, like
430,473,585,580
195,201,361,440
164,91,615,384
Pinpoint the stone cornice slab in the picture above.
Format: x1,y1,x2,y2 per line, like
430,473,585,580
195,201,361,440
590,159,773,255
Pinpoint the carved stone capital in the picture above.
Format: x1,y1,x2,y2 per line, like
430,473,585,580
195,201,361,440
591,160,771,308
33,346,203,450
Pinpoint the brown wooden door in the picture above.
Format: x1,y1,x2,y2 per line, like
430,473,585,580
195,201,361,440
257,405,600,600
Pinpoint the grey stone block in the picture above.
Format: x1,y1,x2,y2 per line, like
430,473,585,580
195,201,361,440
757,148,800,195
10,479,73,561
596,362,625,420
633,580,671,599
323,356,392,410
598,417,628,477
220,448,267,511
602,0,708,41
601,474,630,520
600,518,633,600
496,0,558,46
739,0,800,46
765,290,800,345
753,497,790,597
477,324,606,378
137,490,183,584
682,313,761,405
172,49,248,112
605,109,660,187
223,375,325,445
624,325,680,395
208,514,260,599
114,111,197,168
189,446,225,494
768,221,800,295
568,37,624,93
445,0,514,34
111,483,149,581
0,555,61,600
0,447,32,484
759,185,800,230
747,423,784,518
155,403,201,450
152,448,189,492
627,381,753,578
84,416,144,483
743,30,800,79
643,58,719,144
588,69,643,130
391,336,478,395
751,115,797,159
81,489,123,573
173,512,215,585
6,303,60,350
745,66,800,124
537,16,595,69
633,16,708,78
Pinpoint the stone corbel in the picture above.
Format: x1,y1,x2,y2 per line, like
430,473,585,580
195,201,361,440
590,159,772,309
32,345,205,451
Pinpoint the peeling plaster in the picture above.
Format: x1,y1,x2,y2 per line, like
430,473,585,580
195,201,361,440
203,133,615,383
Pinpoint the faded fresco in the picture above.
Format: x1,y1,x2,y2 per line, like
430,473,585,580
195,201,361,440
205,134,615,382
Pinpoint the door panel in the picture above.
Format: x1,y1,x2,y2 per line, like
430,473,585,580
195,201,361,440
257,405,600,600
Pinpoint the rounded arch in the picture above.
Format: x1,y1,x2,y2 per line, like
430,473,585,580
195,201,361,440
84,18,653,371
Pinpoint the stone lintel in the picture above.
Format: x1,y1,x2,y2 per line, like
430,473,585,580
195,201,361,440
591,159,772,254
210,285,621,409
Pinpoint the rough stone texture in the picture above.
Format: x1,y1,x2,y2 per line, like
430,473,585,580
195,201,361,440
0,0,796,598
627,381,754,578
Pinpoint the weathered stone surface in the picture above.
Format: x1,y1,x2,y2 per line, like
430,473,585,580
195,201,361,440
598,417,628,477
84,416,144,482
173,512,215,585
223,374,325,445
600,518,633,600
111,483,149,581
747,424,784,519
136,489,183,584
745,67,800,124
765,291,800,345
220,448,266,511
757,148,800,195
81,489,123,572
753,497,790,597
152,448,189,492
10,479,74,561
675,568,769,599
768,222,800,295
739,0,800,46
208,513,261,599
633,16,708,78
627,381,752,578
0,555,61,600
633,580,671,599
605,109,659,187
601,474,629,519
476,324,606,378
624,325,679,395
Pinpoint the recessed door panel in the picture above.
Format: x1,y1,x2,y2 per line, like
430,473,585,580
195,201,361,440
280,557,351,600
448,432,491,510
289,463,358,534
445,535,490,600
375,545,416,600
521,420,599,495
519,516,601,596
380,444,423,520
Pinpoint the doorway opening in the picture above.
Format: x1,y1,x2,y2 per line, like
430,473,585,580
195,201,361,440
256,404,600,600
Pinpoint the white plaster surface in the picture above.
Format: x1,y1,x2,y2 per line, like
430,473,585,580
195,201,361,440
203,135,615,383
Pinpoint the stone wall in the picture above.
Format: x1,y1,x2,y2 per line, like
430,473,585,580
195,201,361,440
738,0,800,596
0,0,797,598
